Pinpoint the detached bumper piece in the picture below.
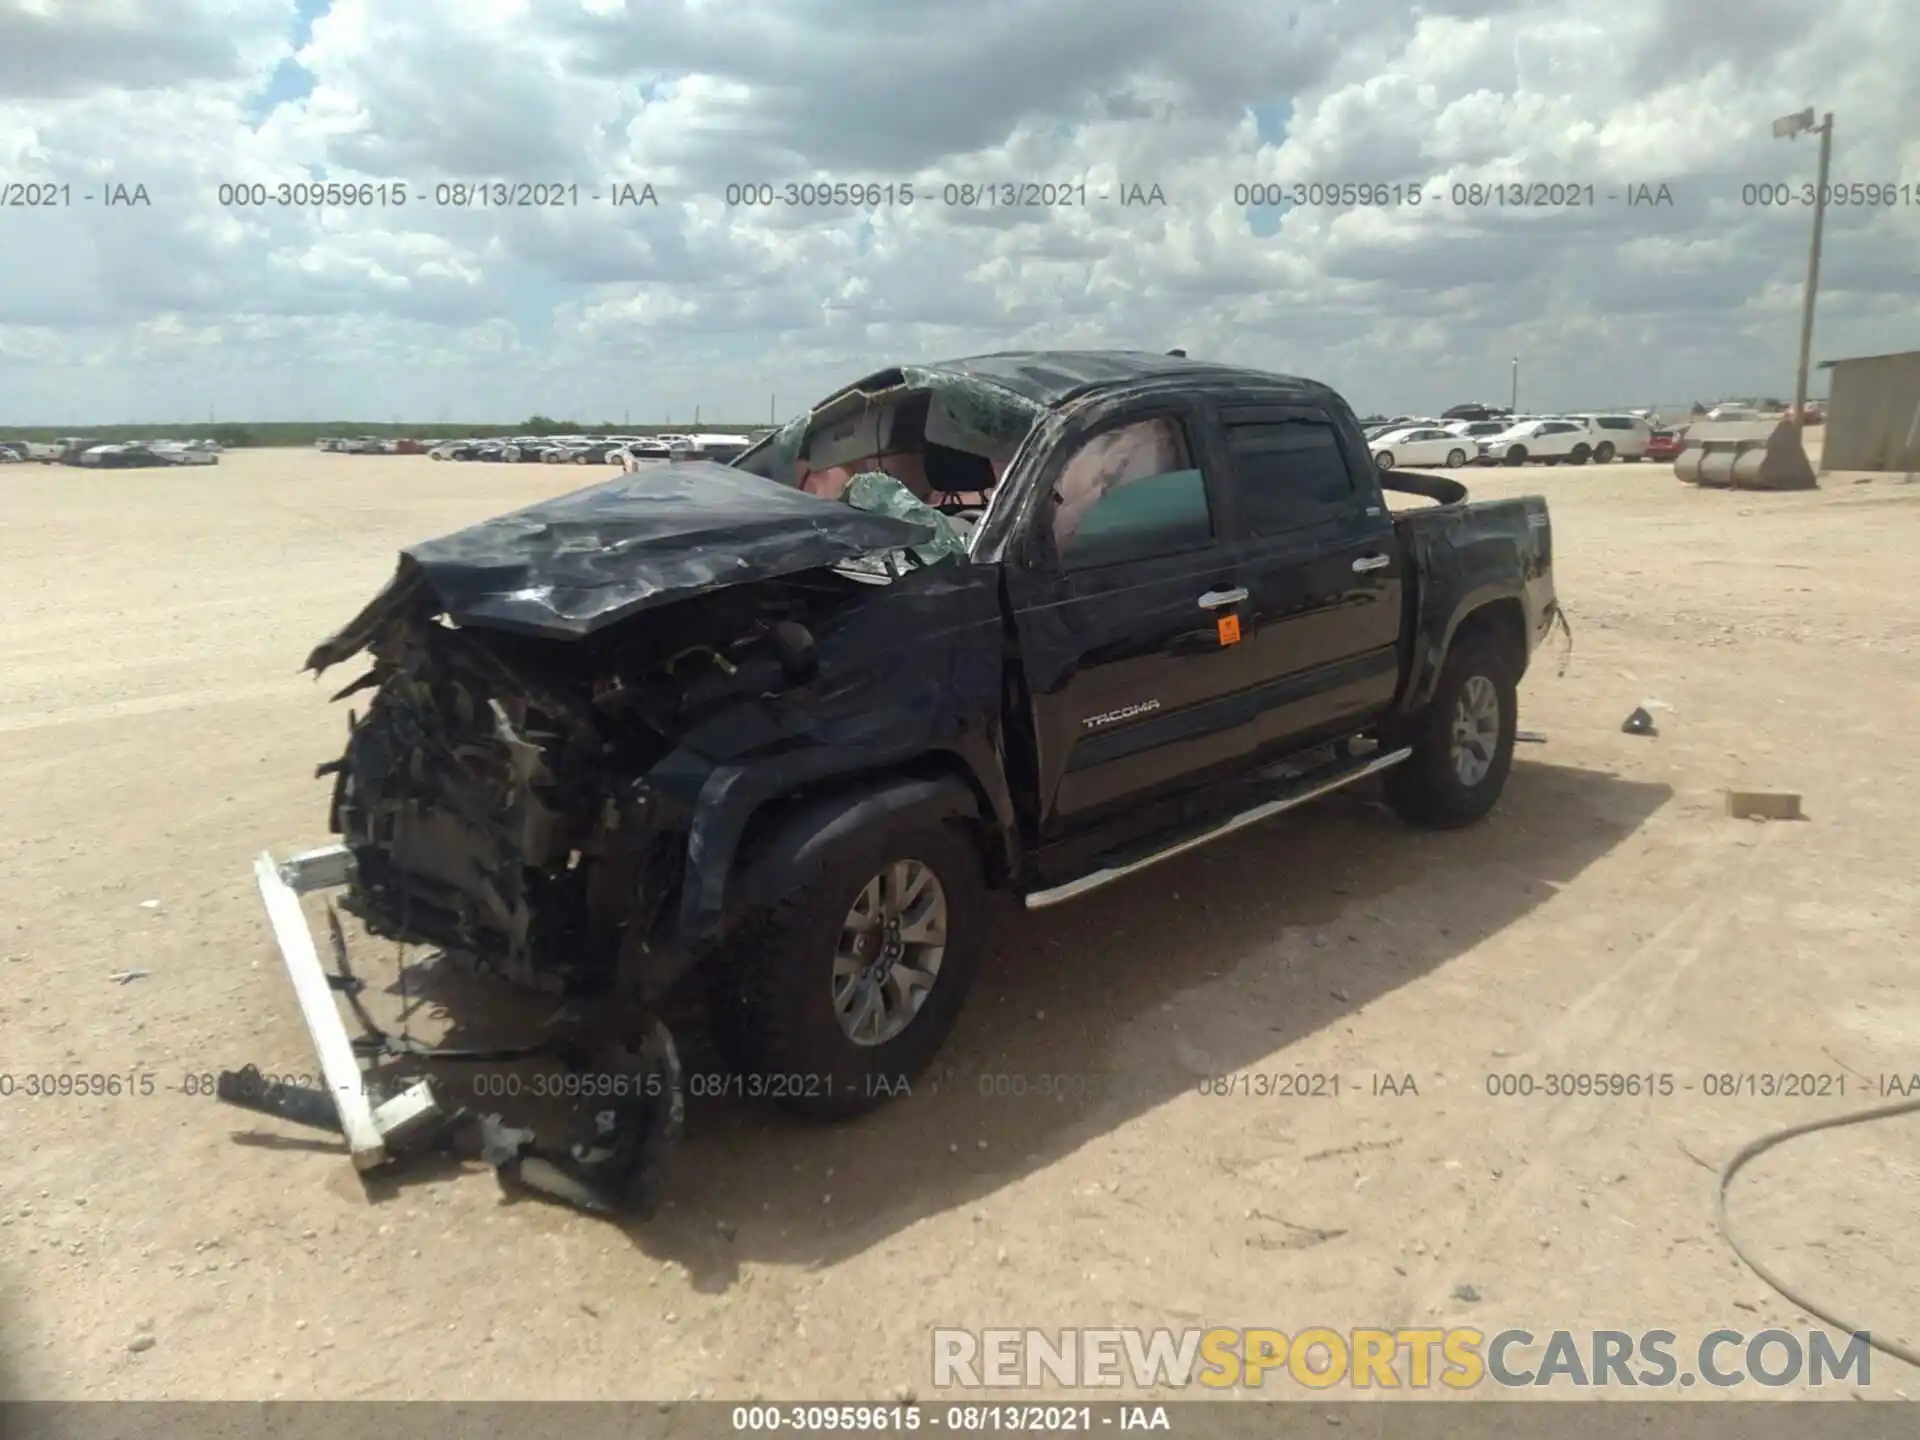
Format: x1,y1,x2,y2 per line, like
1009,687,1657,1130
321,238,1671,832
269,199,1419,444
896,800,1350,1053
230,844,685,1216
236,845,442,1170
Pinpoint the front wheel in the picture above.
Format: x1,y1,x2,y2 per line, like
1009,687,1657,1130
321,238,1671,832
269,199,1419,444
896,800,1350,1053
1445,448,1467,468
1504,446,1527,466
710,821,988,1119
1375,451,1396,471
1384,632,1518,829
1568,445,1591,465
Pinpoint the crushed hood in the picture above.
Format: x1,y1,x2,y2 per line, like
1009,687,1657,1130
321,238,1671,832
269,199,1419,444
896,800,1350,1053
305,462,935,670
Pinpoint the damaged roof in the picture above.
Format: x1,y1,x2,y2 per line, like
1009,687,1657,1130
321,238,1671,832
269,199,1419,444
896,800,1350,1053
912,350,1320,406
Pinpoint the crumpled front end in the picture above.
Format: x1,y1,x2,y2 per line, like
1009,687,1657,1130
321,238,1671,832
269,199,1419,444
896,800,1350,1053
275,557,891,1213
323,611,657,996
236,433,988,1215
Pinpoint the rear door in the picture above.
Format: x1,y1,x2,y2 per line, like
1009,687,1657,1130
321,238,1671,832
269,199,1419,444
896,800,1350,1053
1214,403,1406,755
1004,397,1257,835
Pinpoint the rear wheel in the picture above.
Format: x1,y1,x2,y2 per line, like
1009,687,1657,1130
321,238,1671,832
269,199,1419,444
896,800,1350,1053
1384,632,1518,829
1569,445,1591,465
1594,442,1615,463
1375,451,1396,470
710,821,988,1119
1445,448,1467,468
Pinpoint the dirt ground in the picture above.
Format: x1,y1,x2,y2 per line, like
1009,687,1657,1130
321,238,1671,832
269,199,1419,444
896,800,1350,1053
1,444,1916,1402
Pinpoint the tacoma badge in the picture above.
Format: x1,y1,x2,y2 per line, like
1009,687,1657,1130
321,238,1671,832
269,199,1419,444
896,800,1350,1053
1083,700,1161,730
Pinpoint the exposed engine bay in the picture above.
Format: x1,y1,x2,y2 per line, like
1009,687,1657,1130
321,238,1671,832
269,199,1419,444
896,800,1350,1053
301,578,859,1213
325,574,846,999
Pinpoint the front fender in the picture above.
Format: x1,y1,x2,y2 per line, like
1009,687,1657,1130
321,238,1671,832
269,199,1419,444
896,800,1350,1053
735,775,981,916
674,748,1000,947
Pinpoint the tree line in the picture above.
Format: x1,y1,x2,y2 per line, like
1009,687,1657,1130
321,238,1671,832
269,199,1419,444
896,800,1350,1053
0,416,766,448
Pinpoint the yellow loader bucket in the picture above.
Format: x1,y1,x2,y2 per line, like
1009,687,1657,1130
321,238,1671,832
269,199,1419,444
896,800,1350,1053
1674,419,1817,491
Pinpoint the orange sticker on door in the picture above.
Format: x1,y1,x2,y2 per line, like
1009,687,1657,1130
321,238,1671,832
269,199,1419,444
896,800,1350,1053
1217,613,1241,646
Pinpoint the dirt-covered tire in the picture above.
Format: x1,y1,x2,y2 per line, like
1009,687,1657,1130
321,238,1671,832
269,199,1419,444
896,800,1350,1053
1594,442,1615,463
1445,448,1467,468
1383,632,1518,830
709,821,988,1120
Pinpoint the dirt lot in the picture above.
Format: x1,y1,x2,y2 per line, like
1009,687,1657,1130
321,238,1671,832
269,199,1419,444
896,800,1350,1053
1,446,1916,1402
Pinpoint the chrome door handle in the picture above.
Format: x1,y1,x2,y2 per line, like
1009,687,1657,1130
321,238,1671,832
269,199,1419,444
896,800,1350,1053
1197,587,1247,609
1352,554,1391,573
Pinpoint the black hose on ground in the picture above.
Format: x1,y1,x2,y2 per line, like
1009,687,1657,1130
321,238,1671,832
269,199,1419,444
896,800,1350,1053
1714,1095,1920,1368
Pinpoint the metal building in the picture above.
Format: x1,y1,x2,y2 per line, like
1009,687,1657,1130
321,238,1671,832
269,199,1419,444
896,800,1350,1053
1815,349,1920,473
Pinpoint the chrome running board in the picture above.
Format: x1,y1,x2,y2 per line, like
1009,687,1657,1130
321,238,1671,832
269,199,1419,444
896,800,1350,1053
1023,746,1412,910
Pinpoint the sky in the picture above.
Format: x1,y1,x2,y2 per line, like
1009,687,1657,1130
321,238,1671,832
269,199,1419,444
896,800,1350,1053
0,0,1913,425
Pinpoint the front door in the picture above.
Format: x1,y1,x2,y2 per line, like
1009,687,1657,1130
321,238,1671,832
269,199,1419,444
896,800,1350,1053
1003,402,1257,836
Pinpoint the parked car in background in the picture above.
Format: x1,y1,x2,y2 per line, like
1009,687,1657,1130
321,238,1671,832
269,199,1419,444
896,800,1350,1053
1441,404,1512,423
0,442,25,463
1370,425,1473,470
1706,404,1759,422
680,434,756,464
1444,419,1511,442
1573,414,1653,461
500,437,554,463
76,443,172,468
1645,427,1687,463
151,440,220,465
567,440,628,465
615,440,674,468
1476,418,1595,466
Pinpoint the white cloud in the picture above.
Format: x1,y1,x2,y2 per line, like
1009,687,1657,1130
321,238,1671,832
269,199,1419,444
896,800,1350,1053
0,0,1914,423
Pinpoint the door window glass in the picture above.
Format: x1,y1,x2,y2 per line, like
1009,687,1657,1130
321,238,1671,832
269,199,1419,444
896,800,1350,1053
1051,418,1211,568
1224,419,1355,536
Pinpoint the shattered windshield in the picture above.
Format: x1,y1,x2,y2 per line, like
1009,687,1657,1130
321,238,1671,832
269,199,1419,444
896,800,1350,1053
736,367,1044,572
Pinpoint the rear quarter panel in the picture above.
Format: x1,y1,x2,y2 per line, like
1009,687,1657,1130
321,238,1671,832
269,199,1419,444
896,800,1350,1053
1392,496,1555,715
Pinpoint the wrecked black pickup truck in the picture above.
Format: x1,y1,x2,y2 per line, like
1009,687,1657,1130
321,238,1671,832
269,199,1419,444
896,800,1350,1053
232,350,1561,1214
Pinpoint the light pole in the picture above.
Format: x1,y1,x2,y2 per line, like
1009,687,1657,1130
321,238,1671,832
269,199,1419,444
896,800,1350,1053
1510,357,1518,414
1772,107,1834,420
